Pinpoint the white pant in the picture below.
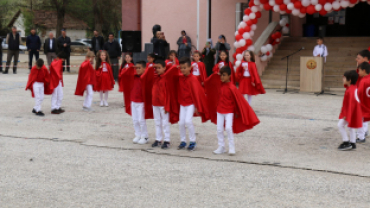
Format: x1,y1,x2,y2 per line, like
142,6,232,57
357,120,369,140
244,94,252,104
99,91,108,102
83,85,93,108
217,113,234,148
51,81,63,110
179,105,196,142
32,82,44,112
153,106,170,142
338,119,357,143
131,102,148,138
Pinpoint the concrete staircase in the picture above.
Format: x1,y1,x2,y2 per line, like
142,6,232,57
261,37,370,90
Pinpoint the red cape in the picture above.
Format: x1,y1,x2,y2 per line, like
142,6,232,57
339,85,363,128
94,62,115,91
357,75,370,122
48,59,64,94
236,61,266,95
205,74,260,133
191,61,207,86
118,63,135,92
163,66,181,124
121,67,154,119
212,61,236,84
75,60,96,96
25,65,50,97
166,58,179,70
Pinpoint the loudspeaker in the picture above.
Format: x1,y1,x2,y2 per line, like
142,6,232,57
121,31,141,52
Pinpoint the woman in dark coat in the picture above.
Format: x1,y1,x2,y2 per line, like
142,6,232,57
201,38,216,77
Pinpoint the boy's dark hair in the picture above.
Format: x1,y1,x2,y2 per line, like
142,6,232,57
168,50,178,59
317,36,323,40
154,59,166,67
179,57,191,67
135,60,146,68
358,62,370,74
57,51,67,59
36,59,44,68
148,53,156,59
358,50,370,60
343,70,359,85
220,66,231,76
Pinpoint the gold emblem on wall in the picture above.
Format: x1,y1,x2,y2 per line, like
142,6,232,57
306,59,317,70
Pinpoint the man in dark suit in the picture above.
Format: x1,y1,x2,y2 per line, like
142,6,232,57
26,28,41,70
91,30,104,55
57,28,71,72
44,32,58,66
103,33,121,81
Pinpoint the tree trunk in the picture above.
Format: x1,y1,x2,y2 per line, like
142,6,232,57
55,7,65,38
93,0,103,36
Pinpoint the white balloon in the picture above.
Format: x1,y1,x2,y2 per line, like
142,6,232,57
275,38,280,43
324,3,332,11
361,0,366,2
236,54,243,61
273,5,281,12
235,31,239,36
251,24,257,31
249,12,256,19
283,0,291,4
251,6,259,13
266,44,273,51
243,15,249,22
261,46,268,54
310,0,318,5
239,39,246,47
234,41,240,48
315,4,322,11
340,0,349,7
247,45,255,51
249,31,255,37
349,3,356,7
268,52,273,58
282,26,289,34
302,0,310,7
254,0,261,5
239,22,247,28
287,2,294,10
269,0,275,6
292,9,300,16
332,1,340,10
260,4,264,9
260,55,268,62
243,32,251,39
299,13,306,18
235,60,242,67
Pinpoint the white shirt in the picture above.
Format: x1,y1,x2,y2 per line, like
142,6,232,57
192,62,200,76
313,44,328,62
148,63,153,68
218,62,225,69
50,39,53,50
102,63,108,72
242,62,250,77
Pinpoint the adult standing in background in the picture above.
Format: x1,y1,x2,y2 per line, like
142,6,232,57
91,30,104,55
151,31,168,58
177,30,192,59
215,35,230,64
57,29,71,72
201,38,216,77
44,32,58,66
26,28,41,71
103,33,121,81
3,26,21,74
0,36,3,72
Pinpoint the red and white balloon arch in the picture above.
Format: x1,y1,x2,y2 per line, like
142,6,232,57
233,0,368,67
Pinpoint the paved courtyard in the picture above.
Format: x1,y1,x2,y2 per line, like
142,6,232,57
1,65,370,207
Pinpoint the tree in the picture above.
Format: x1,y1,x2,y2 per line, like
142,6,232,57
51,0,68,38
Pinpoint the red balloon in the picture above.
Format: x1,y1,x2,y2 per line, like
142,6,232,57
290,0,297,3
244,8,252,15
246,20,253,26
275,0,283,5
249,1,255,7
241,45,248,51
260,0,268,4
275,32,282,38
238,28,245,35
271,34,276,39
286,9,292,14
235,34,242,41
318,0,326,5
307,5,315,14
246,39,253,46
368,46,370,51
300,7,307,13
327,0,335,3
286,23,290,27
263,3,273,10
244,25,251,32
236,48,243,54
319,9,327,16
349,0,357,4
256,11,262,18
294,1,302,8
252,18,258,24
266,51,270,56
233,53,237,60
280,4,287,11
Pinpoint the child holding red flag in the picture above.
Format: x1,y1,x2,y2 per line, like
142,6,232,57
25,59,50,116
236,50,265,104
356,62,370,143
205,66,259,155
49,52,67,114
177,57,209,151
191,51,207,86
337,70,363,151
166,50,179,70
355,50,370,87
75,51,96,111
212,50,235,84
94,50,115,107
121,61,154,145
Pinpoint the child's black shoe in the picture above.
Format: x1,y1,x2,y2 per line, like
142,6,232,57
161,141,170,149
338,142,353,151
36,111,45,116
152,140,162,148
32,109,37,114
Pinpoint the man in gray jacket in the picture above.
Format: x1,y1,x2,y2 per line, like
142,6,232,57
3,26,21,74
44,32,58,66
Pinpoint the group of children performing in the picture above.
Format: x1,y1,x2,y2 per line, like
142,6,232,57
26,49,265,155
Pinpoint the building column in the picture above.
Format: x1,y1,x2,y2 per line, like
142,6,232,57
122,0,141,31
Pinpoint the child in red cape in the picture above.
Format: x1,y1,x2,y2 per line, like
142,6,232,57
355,50,370,87
121,60,154,145
165,50,179,70
212,50,235,84
49,52,67,114
205,66,260,155
118,53,134,93
25,59,50,116
146,53,156,70
338,70,363,151
356,62,370,143
236,50,265,104
75,51,96,111
175,57,209,151
191,51,207,87
94,50,115,107
150,59,176,149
